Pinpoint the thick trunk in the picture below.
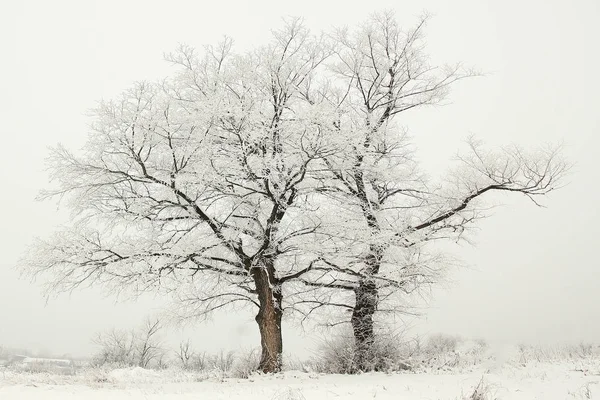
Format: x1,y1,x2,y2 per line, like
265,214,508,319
252,262,283,373
351,278,378,372
351,245,383,372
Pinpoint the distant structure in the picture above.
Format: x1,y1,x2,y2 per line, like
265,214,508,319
7,355,75,374
10,354,29,363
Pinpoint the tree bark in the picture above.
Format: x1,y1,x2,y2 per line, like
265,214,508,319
251,260,283,373
351,244,383,372
351,278,378,372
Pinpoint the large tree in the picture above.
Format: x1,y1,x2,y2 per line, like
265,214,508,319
21,20,338,373
288,14,568,372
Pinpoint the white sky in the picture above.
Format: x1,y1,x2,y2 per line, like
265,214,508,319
0,0,598,358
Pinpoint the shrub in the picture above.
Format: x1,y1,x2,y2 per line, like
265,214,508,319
92,318,165,368
232,348,260,379
307,333,412,374
465,377,495,400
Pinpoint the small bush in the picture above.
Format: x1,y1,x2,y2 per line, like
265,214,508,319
307,332,491,374
232,348,260,379
211,350,236,372
410,334,490,372
460,376,498,400
517,343,600,364
308,333,412,374
175,342,260,379
426,334,460,354
92,318,165,368
570,382,594,399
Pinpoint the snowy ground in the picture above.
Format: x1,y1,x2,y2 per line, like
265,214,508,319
1,361,599,399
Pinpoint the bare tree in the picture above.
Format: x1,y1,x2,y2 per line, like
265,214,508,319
177,339,195,370
92,328,138,366
92,318,165,368
137,318,164,368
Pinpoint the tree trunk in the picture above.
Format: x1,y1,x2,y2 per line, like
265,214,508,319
351,243,383,372
251,261,283,373
351,278,378,372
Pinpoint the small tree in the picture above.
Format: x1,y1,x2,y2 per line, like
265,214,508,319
92,329,137,367
177,339,195,370
136,318,164,368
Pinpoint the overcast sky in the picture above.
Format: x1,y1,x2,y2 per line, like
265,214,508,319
0,0,598,358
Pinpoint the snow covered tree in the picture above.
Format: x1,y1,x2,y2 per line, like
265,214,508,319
288,13,568,372
21,20,337,373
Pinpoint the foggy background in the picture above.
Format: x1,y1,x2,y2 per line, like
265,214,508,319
0,0,598,358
